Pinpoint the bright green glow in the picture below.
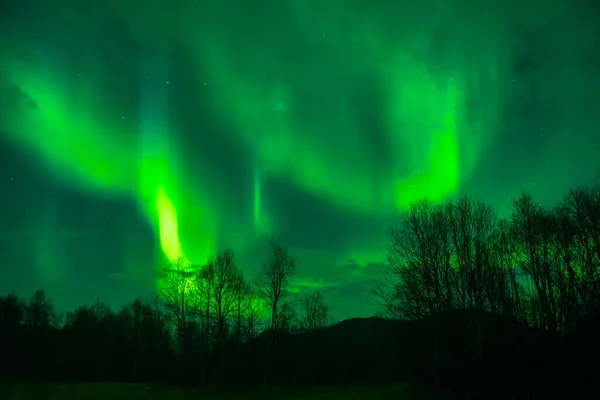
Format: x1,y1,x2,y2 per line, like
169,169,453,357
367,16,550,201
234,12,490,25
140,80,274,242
2,58,135,192
156,187,182,262
0,56,249,275
0,2,508,309
193,18,495,214
0,0,596,325
390,73,462,210
199,45,390,212
158,257,269,321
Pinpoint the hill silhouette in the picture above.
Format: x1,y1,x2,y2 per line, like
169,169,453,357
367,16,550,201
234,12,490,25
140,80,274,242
0,291,597,399
238,309,558,396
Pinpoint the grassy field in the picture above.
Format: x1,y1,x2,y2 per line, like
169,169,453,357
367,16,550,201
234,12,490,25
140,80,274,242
0,381,448,400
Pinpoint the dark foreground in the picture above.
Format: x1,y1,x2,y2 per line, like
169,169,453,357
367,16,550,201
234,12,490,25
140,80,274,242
0,382,452,400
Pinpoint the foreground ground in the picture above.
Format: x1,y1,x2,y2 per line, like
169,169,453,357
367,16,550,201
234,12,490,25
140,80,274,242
0,381,449,400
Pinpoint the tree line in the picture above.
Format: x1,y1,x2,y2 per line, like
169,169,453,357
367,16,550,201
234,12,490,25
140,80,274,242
374,178,600,336
367,179,600,397
0,240,330,384
0,178,599,395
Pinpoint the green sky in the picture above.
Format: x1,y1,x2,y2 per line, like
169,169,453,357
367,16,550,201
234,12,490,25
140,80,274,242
0,0,599,321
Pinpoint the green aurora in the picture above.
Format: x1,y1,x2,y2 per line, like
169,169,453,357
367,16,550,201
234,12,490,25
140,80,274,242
0,0,598,319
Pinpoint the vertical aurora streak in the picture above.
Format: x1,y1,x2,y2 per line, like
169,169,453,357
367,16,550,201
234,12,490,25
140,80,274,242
137,46,184,263
253,168,262,229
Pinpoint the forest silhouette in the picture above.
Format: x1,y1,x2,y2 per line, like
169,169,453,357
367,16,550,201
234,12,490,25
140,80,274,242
1,179,600,399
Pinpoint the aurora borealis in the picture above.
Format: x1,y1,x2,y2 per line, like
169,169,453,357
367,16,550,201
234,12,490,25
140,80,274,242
1,0,599,320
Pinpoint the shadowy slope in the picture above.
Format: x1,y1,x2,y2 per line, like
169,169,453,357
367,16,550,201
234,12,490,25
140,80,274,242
240,309,555,398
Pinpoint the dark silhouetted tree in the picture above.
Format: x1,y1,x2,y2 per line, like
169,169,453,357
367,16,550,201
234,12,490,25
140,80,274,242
0,291,23,328
159,256,194,349
375,199,453,320
300,290,330,330
256,240,296,330
23,289,54,329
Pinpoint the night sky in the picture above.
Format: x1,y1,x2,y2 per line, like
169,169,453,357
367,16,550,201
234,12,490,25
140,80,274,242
1,0,599,321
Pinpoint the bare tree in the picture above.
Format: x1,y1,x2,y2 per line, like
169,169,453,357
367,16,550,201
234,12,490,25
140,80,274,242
372,269,405,319
195,262,212,348
555,184,600,332
23,289,55,329
244,286,263,340
511,193,560,331
0,292,23,329
277,301,298,332
447,197,497,310
159,256,195,346
246,302,260,339
375,200,454,320
487,218,525,321
52,311,66,328
205,248,241,344
256,240,296,330
300,290,330,329
231,272,253,342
